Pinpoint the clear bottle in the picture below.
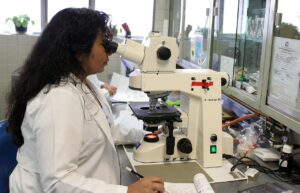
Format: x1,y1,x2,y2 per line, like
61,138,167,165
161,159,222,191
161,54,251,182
279,144,293,176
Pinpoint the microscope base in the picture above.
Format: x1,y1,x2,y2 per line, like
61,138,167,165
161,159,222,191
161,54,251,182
133,135,195,163
133,140,165,163
133,132,233,165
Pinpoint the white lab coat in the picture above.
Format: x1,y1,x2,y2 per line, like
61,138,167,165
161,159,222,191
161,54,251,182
87,74,104,88
87,74,145,145
9,74,128,193
87,74,110,98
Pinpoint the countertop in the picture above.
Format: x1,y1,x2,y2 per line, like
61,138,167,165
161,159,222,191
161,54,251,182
117,145,300,193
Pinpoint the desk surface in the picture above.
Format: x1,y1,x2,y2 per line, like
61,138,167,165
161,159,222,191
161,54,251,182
117,145,300,193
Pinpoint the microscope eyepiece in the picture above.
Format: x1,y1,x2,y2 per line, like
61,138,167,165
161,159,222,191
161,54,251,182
103,40,118,55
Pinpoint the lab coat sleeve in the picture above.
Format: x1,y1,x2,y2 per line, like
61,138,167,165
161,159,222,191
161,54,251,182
113,108,144,145
34,87,127,193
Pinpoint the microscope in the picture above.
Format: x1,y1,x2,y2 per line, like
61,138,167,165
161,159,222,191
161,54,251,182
107,32,229,168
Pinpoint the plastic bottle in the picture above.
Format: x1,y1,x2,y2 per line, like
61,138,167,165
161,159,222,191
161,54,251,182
279,144,293,176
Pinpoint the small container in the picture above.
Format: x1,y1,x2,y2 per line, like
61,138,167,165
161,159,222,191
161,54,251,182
279,144,293,176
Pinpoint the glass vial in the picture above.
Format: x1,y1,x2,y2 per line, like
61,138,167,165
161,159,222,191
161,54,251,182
279,144,293,176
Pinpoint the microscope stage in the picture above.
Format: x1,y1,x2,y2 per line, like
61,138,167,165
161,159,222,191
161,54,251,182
129,102,181,122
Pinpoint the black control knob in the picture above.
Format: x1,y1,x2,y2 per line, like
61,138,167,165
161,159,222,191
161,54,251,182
210,134,218,142
177,138,193,154
157,46,171,60
166,136,175,155
221,77,227,86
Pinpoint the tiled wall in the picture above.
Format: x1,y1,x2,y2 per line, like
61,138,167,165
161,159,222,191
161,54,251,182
0,34,38,119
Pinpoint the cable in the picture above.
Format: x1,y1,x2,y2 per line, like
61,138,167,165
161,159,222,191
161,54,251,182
222,113,259,129
224,153,300,185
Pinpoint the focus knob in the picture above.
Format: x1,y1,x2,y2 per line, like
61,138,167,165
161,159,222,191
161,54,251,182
210,134,218,142
177,138,193,154
157,46,171,60
221,77,228,86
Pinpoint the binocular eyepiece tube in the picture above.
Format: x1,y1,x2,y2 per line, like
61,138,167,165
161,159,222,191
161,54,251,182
103,40,118,55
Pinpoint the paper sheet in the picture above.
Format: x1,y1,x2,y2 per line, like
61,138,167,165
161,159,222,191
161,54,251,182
220,55,234,86
110,72,149,102
204,159,247,183
164,182,197,193
164,174,216,193
269,37,300,108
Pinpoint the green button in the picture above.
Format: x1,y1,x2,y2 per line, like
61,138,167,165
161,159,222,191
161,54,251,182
210,145,217,154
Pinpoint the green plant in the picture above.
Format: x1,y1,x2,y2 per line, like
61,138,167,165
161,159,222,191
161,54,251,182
6,14,34,31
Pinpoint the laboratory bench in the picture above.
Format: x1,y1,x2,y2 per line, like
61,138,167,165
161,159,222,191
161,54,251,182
110,87,300,192
116,145,300,193
111,96,300,192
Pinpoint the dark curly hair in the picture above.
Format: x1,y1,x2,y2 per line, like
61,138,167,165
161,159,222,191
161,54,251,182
6,8,112,147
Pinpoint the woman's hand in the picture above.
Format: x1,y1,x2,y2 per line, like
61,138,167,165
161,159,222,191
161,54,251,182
127,176,164,193
101,83,117,96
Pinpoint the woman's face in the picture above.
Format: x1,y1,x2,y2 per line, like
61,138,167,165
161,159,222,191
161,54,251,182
80,33,109,76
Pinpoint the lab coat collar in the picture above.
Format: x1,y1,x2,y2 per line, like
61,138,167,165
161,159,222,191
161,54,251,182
69,73,116,149
85,78,110,111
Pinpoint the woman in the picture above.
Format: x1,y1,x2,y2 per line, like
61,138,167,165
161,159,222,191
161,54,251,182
6,8,164,193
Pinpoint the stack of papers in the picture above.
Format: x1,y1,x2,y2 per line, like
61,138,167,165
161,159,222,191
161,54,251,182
165,173,215,193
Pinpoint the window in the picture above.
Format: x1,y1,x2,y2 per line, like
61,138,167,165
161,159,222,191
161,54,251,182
47,0,89,23
185,0,210,33
95,0,154,37
0,0,40,33
0,0,154,37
